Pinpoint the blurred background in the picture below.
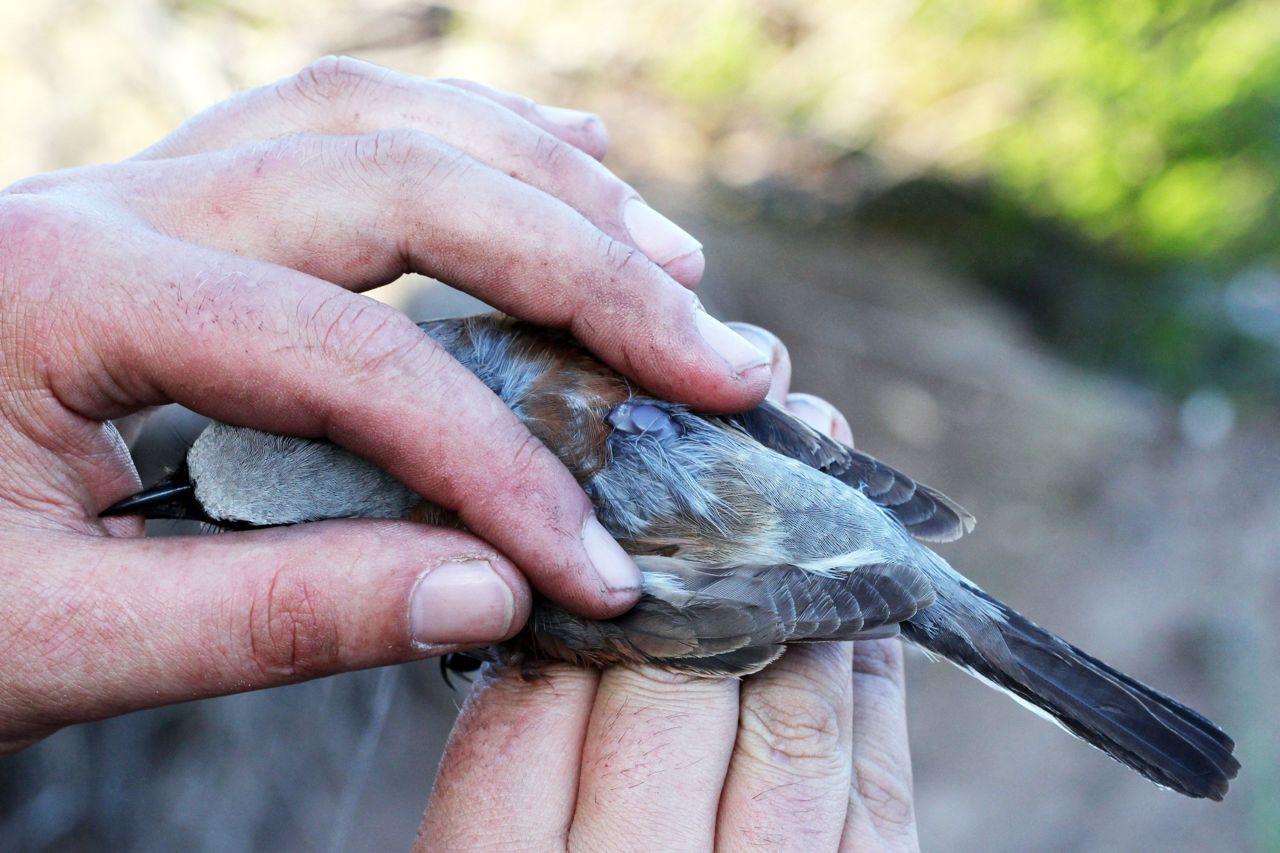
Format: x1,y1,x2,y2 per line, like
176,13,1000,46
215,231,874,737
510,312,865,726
2,1,1278,850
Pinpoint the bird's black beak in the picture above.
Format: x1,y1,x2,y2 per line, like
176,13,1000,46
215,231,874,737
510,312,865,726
100,467,213,523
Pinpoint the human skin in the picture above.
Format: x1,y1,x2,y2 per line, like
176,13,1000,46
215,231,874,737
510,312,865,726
0,57,917,847
419,328,919,852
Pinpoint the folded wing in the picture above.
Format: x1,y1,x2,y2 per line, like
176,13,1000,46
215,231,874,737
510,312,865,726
529,559,935,676
724,402,975,543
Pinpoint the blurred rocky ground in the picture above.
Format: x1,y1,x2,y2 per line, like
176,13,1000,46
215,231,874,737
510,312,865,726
1,2,1277,851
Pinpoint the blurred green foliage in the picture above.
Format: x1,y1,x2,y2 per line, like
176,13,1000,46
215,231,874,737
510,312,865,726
648,0,1280,269
630,0,1280,401
950,1,1280,267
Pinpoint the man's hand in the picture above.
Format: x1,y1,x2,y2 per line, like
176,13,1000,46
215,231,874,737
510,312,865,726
418,327,920,853
0,57,771,752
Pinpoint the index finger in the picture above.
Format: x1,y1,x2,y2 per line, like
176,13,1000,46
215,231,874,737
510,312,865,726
110,132,772,413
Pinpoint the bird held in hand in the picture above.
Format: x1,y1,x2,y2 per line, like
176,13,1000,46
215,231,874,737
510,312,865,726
103,313,1240,800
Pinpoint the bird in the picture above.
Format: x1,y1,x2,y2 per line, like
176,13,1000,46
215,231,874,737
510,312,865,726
103,313,1239,800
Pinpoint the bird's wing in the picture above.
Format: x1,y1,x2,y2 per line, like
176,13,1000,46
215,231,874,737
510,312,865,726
723,401,975,543
531,559,936,676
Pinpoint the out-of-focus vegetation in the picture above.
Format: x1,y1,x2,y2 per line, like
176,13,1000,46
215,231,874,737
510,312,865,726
8,0,1275,403
512,0,1280,402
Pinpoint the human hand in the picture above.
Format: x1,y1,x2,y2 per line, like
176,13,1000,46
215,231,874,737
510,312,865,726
0,57,772,752
417,326,920,853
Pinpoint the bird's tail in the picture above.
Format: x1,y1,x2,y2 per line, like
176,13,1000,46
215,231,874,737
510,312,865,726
901,577,1239,800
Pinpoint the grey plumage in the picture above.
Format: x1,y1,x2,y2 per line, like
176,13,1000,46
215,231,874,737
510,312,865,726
108,313,1239,800
530,559,932,676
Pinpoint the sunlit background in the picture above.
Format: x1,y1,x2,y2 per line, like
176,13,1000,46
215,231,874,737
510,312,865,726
1,2,1277,851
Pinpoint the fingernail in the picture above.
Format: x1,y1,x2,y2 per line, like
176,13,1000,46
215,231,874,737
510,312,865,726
538,104,601,129
581,515,642,593
696,308,770,375
787,393,839,436
624,198,703,266
725,323,777,364
410,560,514,646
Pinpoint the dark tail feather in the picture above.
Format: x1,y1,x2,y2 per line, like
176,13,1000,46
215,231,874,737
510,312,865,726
902,585,1239,800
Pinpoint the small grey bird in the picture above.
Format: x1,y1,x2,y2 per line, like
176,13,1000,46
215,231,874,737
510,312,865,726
104,313,1239,800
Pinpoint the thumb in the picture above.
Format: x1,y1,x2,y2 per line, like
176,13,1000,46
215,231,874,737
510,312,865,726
2,520,528,750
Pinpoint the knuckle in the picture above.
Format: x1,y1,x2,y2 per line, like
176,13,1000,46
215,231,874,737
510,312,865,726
531,131,579,177
598,233,645,279
348,129,472,197
739,687,846,764
0,196,60,317
288,55,382,107
0,195,72,266
526,131,621,204
507,430,553,485
494,429,570,516
852,756,916,833
468,427,564,521
0,562,141,747
353,128,426,174
852,638,906,697
242,561,343,680
299,294,431,378
462,424,583,552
